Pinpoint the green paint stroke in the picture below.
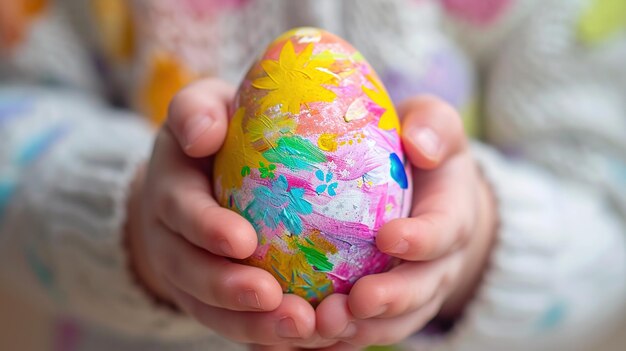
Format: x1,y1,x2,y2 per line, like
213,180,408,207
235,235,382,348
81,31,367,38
297,244,333,272
263,136,326,170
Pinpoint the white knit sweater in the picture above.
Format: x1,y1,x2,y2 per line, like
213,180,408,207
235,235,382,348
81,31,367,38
0,0,624,350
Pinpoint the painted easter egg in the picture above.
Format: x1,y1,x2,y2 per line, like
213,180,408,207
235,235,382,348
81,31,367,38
213,27,412,304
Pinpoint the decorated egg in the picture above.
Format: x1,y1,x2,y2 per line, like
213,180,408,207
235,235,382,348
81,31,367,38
213,27,412,304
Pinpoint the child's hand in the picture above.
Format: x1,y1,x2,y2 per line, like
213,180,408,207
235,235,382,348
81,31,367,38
313,96,498,347
125,79,316,344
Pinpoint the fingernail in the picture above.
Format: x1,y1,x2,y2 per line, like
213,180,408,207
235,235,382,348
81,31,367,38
387,239,409,254
337,323,357,338
218,239,234,257
276,317,301,338
183,114,213,149
412,127,440,161
238,290,261,309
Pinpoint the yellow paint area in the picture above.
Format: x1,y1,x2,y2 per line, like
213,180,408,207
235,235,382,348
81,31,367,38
317,133,338,152
213,107,268,203
245,230,337,304
252,40,338,115
363,75,401,133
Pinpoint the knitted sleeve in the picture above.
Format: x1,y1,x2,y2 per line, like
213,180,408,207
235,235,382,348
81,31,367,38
422,0,626,350
430,143,626,351
0,85,210,339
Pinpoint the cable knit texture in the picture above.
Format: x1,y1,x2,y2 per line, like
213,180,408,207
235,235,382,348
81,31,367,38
0,0,624,350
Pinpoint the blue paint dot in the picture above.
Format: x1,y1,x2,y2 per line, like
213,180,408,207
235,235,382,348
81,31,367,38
315,169,325,181
389,153,408,189
328,182,338,196
315,184,327,194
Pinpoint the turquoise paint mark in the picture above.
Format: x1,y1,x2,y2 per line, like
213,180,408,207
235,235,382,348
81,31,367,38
263,136,327,170
246,175,312,235
298,272,331,301
16,125,69,166
0,124,69,221
25,247,58,299
315,170,338,196
271,264,289,283
389,153,408,189
538,301,567,330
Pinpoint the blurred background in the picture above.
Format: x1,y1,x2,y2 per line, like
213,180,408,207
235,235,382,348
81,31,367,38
1,0,625,350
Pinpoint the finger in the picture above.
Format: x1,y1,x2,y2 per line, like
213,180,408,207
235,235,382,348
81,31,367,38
150,128,258,259
317,292,445,346
376,154,476,260
166,78,236,157
347,253,464,319
316,294,355,339
345,295,445,346
155,225,282,311
171,291,316,344
398,95,467,170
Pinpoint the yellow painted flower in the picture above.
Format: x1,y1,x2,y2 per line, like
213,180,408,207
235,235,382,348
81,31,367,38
213,107,267,202
245,231,336,304
252,40,338,115
363,75,401,133
247,113,296,152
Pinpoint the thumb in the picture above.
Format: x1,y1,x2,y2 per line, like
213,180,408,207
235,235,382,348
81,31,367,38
166,78,236,158
398,95,467,170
